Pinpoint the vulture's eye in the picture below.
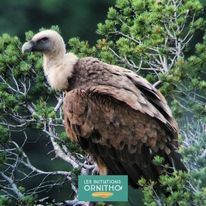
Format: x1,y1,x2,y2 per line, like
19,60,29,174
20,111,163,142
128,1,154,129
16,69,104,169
38,37,49,43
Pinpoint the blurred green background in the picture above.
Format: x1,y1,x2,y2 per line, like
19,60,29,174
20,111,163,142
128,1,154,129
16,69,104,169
0,0,115,43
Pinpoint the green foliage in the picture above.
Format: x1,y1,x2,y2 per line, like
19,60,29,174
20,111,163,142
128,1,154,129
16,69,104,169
35,99,56,120
0,126,9,144
59,131,84,154
68,37,96,57
152,155,165,166
180,122,206,171
139,171,206,206
0,195,11,206
97,0,203,54
20,195,36,206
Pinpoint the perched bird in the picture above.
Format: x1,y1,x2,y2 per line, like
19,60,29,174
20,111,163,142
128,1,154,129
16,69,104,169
22,30,186,187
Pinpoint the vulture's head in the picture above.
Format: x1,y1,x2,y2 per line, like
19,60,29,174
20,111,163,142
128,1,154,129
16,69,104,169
22,30,78,91
22,30,66,56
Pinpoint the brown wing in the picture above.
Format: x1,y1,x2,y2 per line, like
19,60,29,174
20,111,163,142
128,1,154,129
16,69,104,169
63,86,185,187
72,57,178,141
123,69,178,137
103,62,179,140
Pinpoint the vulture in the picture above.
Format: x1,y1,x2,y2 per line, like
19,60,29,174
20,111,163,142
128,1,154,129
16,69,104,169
22,30,186,187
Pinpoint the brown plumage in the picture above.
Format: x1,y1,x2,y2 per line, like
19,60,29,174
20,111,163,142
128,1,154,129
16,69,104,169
22,30,186,187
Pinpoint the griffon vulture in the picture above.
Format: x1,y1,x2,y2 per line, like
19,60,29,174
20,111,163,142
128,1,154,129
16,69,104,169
22,30,186,187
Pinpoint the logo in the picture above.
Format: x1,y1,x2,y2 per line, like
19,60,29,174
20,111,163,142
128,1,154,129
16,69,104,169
78,175,128,202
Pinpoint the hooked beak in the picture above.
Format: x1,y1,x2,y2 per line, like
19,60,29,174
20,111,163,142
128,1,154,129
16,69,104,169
21,41,35,53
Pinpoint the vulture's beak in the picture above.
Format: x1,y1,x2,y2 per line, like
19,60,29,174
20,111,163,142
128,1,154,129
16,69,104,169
22,41,35,53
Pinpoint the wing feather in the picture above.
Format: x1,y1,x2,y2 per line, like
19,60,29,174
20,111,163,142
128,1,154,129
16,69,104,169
74,57,178,139
63,57,185,187
63,87,185,187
